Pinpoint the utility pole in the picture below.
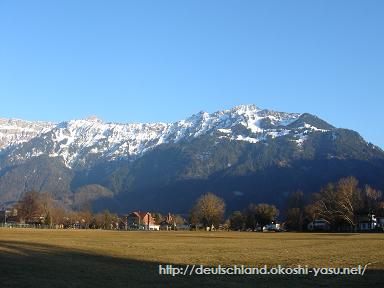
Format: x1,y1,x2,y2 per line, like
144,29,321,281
3,210,7,225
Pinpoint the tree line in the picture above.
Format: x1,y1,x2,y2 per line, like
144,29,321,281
299,177,384,231
188,176,383,231
10,176,384,231
14,191,120,229
13,191,187,229
189,192,279,231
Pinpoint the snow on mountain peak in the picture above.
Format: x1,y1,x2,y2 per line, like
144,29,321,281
0,118,54,150
0,105,331,168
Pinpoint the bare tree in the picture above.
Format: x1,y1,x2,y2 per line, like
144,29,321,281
78,209,93,229
40,192,55,226
229,211,245,231
172,214,186,227
191,193,225,230
304,202,320,223
312,177,361,229
244,204,258,231
244,203,279,231
286,208,303,231
189,206,200,229
94,210,118,229
362,185,382,214
50,204,67,226
16,190,42,224
254,203,279,229
285,191,305,231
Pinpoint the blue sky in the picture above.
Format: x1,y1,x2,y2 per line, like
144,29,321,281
0,1,383,147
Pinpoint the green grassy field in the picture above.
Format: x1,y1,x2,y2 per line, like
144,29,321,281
0,229,383,287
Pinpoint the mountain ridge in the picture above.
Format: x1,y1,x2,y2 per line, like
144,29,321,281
0,104,383,213
0,105,331,168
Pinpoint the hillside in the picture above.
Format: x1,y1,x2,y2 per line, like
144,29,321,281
0,105,383,213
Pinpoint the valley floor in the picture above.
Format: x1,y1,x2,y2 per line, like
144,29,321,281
0,229,383,287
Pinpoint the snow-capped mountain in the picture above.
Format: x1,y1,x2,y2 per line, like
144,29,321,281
1,104,383,211
1,105,335,168
0,118,53,150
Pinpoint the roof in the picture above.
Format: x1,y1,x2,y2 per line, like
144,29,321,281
128,211,151,221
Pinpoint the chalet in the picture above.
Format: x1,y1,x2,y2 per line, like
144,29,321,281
127,211,159,230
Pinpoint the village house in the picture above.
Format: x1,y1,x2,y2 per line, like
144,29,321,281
127,211,159,230
0,207,18,224
357,214,377,231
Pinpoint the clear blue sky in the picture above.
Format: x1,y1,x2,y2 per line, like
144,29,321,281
0,1,383,147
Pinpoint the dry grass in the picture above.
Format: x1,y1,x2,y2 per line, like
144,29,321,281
0,229,383,287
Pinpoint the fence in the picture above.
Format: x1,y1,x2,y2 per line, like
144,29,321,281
0,223,51,229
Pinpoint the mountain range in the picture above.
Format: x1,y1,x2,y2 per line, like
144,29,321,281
1,104,383,213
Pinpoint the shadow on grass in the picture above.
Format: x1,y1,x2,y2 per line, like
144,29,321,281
0,240,382,288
